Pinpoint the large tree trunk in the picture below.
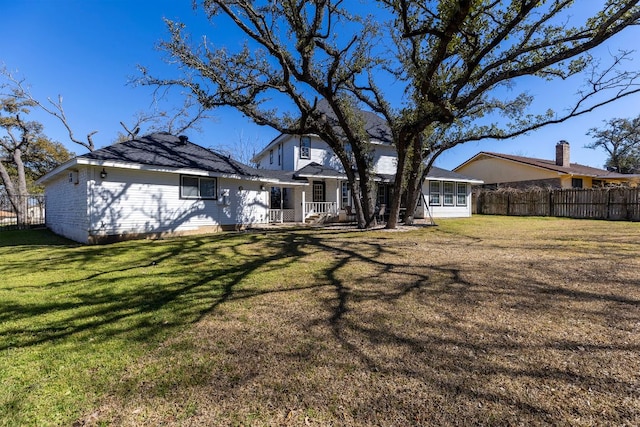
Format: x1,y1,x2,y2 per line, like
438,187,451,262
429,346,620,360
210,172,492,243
402,139,425,226
386,137,410,229
354,172,378,228
0,148,29,226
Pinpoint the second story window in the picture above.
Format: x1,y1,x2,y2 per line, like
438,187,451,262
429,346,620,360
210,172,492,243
278,144,282,165
269,149,273,164
300,136,311,159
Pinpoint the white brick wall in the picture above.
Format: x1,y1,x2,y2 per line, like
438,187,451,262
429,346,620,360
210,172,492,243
87,168,269,238
45,166,270,243
44,169,90,243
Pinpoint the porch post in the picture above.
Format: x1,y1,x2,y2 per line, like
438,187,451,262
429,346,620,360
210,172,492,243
280,186,284,223
301,189,306,221
336,183,340,213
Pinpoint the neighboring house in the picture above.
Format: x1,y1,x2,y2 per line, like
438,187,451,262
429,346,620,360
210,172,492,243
0,210,17,225
37,110,481,243
454,141,640,189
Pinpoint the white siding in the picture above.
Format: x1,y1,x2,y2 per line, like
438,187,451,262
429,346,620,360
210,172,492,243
87,168,269,239
420,179,473,218
281,137,296,171
371,144,398,175
255,135,400,175
255,135,296,171
293,137,343,171
44,165,269,243
44,168,90,243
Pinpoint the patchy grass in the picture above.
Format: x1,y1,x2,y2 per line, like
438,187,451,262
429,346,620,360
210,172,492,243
1,217,639,426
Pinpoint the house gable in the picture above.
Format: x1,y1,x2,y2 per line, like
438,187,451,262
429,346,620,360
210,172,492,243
455,150,640,188
455,153,560,185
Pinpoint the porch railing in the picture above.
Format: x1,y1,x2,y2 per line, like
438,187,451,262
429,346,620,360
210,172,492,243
305,202,338,217
268,209,296,223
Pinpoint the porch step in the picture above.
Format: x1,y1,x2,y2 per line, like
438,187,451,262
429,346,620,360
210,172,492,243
305,213,327,225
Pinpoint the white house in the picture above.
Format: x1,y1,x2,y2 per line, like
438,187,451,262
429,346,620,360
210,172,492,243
37,111,481,243
35,133,300,243
251,102,482,223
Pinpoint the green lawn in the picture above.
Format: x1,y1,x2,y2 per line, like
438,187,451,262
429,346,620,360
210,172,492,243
1,217,639,426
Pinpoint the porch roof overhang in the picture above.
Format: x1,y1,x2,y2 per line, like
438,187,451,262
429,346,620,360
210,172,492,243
255,169,310,186
293,162,347,180
376,166,483,184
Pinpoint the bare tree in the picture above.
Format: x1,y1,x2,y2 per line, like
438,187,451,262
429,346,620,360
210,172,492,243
141,0,640,229
0,79,73,225
212,129,261,166
140,1,386,228
3,66,212,153
370,0,640,227
117,92,213,142
3,68,98,152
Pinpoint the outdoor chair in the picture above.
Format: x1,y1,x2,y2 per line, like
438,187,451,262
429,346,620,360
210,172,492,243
377,204,386,223
345,205,356,222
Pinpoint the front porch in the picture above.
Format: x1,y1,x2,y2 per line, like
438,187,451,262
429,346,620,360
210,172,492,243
268,201,339,224
267,180,344,224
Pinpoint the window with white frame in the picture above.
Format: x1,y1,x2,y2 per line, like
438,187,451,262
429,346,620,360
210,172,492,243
300,136,311,159
341,181,349,207
344,143,354,166
457,183,467,206
277,144,282,165
429,181,441,206
269,149,273,164
443,182,455,206
181,176,217,199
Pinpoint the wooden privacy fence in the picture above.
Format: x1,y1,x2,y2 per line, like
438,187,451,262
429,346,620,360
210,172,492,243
474,188,640,221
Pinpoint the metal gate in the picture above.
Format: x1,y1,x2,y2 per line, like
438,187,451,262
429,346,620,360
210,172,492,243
0,194,46,230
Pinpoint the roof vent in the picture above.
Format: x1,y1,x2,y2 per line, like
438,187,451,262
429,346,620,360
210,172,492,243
178,135,188,145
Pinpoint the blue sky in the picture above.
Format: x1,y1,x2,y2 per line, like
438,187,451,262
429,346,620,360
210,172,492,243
2,0,640,170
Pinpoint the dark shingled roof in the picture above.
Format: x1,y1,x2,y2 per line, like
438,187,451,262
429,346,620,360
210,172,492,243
476,152,628,178
293,162,348,179
428,166,482,181
81,133,260,177
253,168,309,184
315,99,392,144
377,166,481,183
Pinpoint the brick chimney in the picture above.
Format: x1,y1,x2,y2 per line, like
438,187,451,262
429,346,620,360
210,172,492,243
555,140,570,167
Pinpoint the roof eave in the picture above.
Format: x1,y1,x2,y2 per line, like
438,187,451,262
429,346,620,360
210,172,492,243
35,158,80,185
251,133,311,163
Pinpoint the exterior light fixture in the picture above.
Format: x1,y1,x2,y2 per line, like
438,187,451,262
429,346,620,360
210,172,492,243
100,168,107,179
260,184,266,191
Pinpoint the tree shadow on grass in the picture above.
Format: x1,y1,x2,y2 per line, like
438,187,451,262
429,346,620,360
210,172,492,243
0,231,315,350
0,228,78,247
3,226,640,425
84,226,639,424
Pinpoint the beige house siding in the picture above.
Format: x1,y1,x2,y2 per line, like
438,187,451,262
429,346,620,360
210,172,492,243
456,156,559,185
